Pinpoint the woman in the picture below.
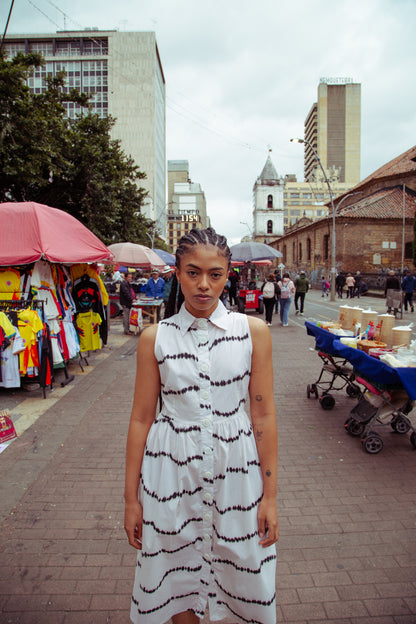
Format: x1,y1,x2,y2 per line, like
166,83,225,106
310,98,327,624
124,227,278,624
261,274,279,327
277,272,295,327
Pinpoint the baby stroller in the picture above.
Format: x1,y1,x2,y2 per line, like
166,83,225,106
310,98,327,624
344,375,416,453
307,350,362,410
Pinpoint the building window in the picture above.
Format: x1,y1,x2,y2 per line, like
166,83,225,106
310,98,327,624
267,220,273,234
292,241,296,262
283,245,287,263
299,242,302,261
303,193,312,199
267,195,273,208
307,238,311,261
290,192,300,198
323,234,330,260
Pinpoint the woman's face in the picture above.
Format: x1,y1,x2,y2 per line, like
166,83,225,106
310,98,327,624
177,244,229,318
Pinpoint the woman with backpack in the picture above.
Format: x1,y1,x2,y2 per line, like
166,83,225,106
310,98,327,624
277,273,296,327
261,274,280,327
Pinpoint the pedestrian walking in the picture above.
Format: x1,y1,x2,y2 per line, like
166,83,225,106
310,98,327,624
385,270,401,316
228,268,239,307
335,272,346,298
401,270,416,313
345,273,355,299
124,227,278,624
277,272,295,326
294,270,309,315
353,271,362,298
119,272,136,335
274,271,281,314
321,276,330,297
261,273,280,326
161,265,174,319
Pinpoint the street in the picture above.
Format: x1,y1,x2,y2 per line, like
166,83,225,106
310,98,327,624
0,289,415,623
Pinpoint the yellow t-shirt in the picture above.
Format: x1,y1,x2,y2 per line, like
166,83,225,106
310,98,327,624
75,311,102,352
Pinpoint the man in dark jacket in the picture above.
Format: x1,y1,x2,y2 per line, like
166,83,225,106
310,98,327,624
294,271,309,315
401,270,416,313
119,272,135,334
384,270,401,315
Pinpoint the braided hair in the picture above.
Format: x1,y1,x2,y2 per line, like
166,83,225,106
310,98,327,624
164,227,231,318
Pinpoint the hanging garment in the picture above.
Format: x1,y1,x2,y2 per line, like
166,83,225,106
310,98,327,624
31,261,61,320
0,327,24,388
17,309,43,376
0,268,21,300
72,274,108,345
75,310,102,352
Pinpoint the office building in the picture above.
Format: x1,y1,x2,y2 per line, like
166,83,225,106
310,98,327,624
304,78,361,185
3,30,166,234
167,161,209,250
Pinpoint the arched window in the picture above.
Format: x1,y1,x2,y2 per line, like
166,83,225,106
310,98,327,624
283,245,287,263
299,242,302,262
323,234,330,260
267,220,273,234
292,241,296,261
267,194,273,208
307,238,311,261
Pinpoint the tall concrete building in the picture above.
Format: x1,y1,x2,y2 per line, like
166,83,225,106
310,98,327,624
3,30,166,234
167,161,209,250
304,78,361,185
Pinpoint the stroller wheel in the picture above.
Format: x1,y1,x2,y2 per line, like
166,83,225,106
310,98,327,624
391,415,411,434
362,433,384,454
320,394,335,410
410,432,416,449
344,417,365,437
346,384,361,398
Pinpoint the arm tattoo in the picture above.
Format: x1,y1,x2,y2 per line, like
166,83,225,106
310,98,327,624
255,394,263,402
255,429,263,442
266,470,272,477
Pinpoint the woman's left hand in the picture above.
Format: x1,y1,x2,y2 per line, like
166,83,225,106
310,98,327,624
257,497,279,547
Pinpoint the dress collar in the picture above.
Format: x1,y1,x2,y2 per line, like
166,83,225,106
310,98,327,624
177,300,230,335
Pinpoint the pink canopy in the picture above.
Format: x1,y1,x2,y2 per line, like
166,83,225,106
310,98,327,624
0,202,113,265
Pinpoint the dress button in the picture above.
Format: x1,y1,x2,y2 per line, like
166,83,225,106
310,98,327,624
200,362,209,373
204,471,212,479
202,418,210,428
204,533,211,542
203,492,212,502
201,390,210,400
203,513,211,522
203,553,211,562
203,447,212,456
197,318,207,329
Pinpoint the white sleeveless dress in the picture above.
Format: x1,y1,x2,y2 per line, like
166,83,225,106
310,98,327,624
130,302,276,624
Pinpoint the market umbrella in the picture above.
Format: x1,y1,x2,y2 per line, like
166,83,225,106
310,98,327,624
153,248,176,266
230,242,283,262
107,242,165,268
0,201,113,265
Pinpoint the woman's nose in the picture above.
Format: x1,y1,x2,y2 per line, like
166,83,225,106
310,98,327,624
199,274,209,289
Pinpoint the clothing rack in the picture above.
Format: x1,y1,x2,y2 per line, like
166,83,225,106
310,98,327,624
0,297,75,398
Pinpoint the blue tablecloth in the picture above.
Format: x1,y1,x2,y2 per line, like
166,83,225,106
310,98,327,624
305,321,416,399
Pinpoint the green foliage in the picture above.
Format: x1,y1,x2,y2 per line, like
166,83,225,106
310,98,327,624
0,52,152,244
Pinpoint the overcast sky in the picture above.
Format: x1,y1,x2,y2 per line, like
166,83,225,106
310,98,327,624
4,0,416,244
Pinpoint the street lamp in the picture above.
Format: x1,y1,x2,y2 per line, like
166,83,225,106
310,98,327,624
290,138,337,300
240,221,253,239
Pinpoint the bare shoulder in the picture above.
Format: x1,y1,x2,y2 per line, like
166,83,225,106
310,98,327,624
247,315,270,341
137,323,158,354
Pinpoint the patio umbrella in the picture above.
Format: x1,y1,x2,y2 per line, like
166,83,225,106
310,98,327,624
107,242,165,268
153,248,176,266
230,242,283,262
0,201,113,265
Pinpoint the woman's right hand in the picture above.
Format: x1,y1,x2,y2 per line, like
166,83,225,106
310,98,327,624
124,500,143,550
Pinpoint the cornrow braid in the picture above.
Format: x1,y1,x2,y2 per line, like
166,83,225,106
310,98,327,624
175,227,231,271
164,227,231,319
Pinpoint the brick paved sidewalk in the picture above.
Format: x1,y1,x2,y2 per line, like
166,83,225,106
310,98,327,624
0,311,415,623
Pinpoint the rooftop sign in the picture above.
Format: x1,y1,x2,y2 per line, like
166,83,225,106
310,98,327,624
320,77,354,85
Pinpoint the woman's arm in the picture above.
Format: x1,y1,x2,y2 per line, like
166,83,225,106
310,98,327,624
247,316,279,548
124,324,160,550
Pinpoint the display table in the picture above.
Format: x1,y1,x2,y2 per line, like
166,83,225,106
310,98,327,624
132,298,163,326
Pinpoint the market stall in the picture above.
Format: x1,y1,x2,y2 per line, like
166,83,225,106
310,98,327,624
0,202,113,397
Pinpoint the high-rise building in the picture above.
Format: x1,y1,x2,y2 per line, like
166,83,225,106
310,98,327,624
167,161,209,250
304,78,361,185
3,30,166,234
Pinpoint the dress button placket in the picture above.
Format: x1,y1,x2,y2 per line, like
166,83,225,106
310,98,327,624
196,317,213,589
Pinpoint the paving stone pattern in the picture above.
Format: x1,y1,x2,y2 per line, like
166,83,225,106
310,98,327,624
0,306,415,623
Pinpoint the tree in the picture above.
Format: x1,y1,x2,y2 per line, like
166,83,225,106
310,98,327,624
0,52,152,244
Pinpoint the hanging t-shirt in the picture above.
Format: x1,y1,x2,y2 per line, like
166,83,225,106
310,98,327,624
17,309,44,376
31,261,61,320
0,311,17,339
76,311,102,352
0,327,24,388
0,268,21,300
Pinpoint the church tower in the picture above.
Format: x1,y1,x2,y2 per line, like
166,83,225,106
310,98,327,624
252,151,284,242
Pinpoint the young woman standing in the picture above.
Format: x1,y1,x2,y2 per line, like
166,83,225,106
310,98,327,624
124,227,278,624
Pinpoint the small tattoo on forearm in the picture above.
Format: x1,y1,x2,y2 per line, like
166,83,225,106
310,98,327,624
255,430,263,442
255,395,263,402
266,470,271,477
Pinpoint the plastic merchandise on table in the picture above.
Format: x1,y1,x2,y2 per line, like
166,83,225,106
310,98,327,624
305,321,354,356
